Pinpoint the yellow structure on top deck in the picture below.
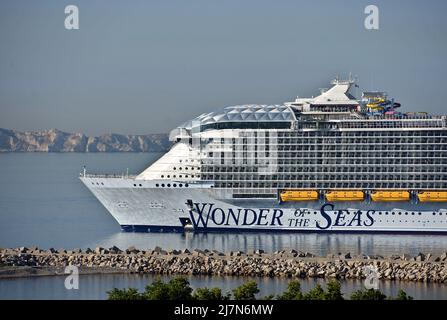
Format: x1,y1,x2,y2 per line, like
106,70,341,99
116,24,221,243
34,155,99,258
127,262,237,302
371,191,410,202
280,190,319,202
325,190,364,201
366,97,386,108
418,191,447,202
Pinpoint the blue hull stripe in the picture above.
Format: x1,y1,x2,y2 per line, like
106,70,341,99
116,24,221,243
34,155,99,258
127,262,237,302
120,225,447,235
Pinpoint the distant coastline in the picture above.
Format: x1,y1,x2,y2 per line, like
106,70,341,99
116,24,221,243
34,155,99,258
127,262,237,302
0,128,171,152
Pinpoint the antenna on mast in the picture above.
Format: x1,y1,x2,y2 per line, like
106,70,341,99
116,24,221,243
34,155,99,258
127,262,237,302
354,75,360,98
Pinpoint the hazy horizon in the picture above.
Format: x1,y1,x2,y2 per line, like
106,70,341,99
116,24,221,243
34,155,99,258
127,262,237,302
1,0,447,135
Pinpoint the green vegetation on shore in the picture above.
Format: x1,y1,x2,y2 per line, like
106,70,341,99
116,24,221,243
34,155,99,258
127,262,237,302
107,277,413,300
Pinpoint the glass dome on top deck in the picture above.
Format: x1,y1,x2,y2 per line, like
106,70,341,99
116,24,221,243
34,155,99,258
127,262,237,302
169,104,295,141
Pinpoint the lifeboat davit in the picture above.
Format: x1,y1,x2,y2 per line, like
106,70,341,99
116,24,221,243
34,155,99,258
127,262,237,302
280,190,319,202
325,190,364,202
418,191,447,202
371,190,410,202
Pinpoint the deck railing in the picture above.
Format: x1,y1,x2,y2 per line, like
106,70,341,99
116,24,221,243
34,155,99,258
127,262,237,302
79,173,137,179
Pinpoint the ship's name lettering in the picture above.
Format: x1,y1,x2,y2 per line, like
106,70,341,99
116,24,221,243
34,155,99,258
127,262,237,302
316,203,375,230
188,203,375,229
188,203,283,228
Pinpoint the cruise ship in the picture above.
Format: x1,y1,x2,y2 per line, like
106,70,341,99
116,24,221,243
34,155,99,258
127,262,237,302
80,77,447,234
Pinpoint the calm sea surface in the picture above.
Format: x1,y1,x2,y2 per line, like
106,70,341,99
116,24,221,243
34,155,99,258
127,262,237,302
0,153,446,299
1,274,447,300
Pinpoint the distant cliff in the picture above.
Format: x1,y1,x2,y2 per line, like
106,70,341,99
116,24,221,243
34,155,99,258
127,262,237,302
0,128,171,152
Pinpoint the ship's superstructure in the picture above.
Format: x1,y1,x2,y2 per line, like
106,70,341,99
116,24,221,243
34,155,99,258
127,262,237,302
81,77,447,233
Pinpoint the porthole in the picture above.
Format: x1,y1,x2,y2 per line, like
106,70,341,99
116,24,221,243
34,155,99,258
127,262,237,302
405,212,408,215
173,167,176,170
398,212,402,215
433,212,436,216
101,182,104,185
161,175,164,178
418,212,422,215
161,184,165,187
133,184,137,187
167,175,170,178
385,212,389,215
185,183,189,187
392,212,395,215
173,184,177,187
411,212,415,215
167,184,171,187
156,184,159,187
179,184,183,187
139,184,142,187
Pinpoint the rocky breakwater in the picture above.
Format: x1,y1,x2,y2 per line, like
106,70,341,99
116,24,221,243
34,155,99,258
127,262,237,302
1,247,447,283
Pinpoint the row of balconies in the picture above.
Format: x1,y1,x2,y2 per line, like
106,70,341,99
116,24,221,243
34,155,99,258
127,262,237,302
213,182,445,189
275,131,446,137
201,167,447,174
201,174,447,180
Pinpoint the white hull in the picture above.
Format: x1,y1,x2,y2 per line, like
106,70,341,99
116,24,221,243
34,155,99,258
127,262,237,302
81,177,447,234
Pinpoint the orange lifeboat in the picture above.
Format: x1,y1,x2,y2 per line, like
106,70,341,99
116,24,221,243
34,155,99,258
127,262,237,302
418,191,447,202
280,190,319,202
371,191,410,202
325,190,364,202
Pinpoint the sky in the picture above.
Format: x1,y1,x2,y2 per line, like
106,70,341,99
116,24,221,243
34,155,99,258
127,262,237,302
0,0,446,135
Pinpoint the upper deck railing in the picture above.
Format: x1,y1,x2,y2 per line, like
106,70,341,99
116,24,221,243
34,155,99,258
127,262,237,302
300,111,445,121
297,112,446,130
79,173,137,179
361,114,445,121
